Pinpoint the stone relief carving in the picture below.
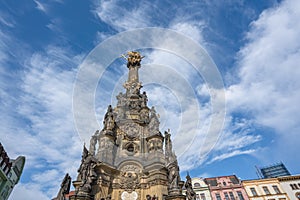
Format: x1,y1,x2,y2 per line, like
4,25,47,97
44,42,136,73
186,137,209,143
124,123,139,139
148,138,163,153
120,164,141,173
119,171,140,191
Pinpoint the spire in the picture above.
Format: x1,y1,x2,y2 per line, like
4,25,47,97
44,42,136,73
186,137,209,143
122,51,144,96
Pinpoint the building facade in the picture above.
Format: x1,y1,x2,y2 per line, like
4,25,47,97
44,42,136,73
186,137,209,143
63,52,186,200
242,178,289,200
0,142,25,200
257,163,291,179
183,177,212,200
278,175,300,200
205,175,249,200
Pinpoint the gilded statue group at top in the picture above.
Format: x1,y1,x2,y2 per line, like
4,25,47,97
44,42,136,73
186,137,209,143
122,51,145,67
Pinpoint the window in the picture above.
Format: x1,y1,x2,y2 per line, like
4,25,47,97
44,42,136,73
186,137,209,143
293,184,300,190
237,191,245,200
224,192,229,200
194,182,200,188
250,188,258,196
206,179,217,186
127,144,134,152
223,181,227,186
0,178,3,188
200,193,206,200
4,166,9,174
279,198,286,200
263,186,270,195
229,192,235,200
230,177,239,184
1,162,6,170
1,185,9,198
272,185,281,194
196,194,200,200
215,193,221,200
291,184,296,190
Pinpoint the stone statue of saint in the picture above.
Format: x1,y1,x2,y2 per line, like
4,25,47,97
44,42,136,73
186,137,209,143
149,107,160,134
104,105,113,120
77,154,97,193
105,115,115,130
55,173,71,200
89,135,97,155
164,130,173,159
77,147,98,194
185,173,196,200
168,163,179,189
141,91,148,107
140,109,149,123
117,92,125,107
103,105,115,131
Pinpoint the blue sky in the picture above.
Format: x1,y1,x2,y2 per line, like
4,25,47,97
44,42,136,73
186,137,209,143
1,0,300,199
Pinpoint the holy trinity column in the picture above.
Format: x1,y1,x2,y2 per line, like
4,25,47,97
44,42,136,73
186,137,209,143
66,51,187,200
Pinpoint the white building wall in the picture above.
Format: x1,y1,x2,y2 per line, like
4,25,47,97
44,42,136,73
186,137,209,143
183,177,212,200
192,177,212,200
279,176,300,200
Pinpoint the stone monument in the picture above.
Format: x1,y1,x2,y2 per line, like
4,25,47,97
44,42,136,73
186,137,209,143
68,51,186,200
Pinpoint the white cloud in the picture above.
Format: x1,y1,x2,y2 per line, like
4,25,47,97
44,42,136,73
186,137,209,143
94,31,113,44
94,0,152,31
1,45,84,199
0,11,15,28
170,21,206,44
9,183,49,200
0,29,12,63
227,0,300,163
34,0,47,13
207,149,255,165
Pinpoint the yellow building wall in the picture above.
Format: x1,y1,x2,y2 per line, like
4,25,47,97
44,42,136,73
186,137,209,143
242,178,289,200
